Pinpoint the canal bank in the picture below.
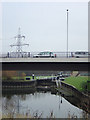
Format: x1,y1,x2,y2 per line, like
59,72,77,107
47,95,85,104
56,81,90,114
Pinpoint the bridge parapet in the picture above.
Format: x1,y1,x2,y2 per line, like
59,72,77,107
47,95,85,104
1,51,89,58
0,57,89,63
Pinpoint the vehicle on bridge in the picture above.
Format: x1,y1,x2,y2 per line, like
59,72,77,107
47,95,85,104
33,51,56,58
73,51,90,58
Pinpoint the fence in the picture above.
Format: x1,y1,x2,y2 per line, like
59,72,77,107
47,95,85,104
0,51,74,58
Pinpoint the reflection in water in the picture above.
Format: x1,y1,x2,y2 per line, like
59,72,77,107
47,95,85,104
59,95,62,110
2,91,90,118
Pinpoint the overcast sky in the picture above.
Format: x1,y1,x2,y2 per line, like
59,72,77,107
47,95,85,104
1,1,88,53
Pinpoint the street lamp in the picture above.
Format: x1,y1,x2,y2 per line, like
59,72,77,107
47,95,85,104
67,9,69,58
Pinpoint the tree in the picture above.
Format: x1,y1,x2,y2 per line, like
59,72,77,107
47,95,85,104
21,72,26,78
2,71,18,80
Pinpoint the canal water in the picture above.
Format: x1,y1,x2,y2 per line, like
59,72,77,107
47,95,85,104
2,90,89,118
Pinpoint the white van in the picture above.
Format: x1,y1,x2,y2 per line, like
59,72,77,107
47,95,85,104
74,51,89,58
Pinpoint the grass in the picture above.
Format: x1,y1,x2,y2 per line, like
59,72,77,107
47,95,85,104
64,76,90,92
2,76,37,81
2,75,54,81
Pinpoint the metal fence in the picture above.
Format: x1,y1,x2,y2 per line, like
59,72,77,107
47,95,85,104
0,52,74,58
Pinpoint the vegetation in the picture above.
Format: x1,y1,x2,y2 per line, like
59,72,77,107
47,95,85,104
2,71,18,81
2,70,54,82
64,76,90,92
2,71,36,81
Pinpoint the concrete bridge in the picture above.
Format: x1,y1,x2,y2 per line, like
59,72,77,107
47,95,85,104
0,57,89,62
1,57,89,71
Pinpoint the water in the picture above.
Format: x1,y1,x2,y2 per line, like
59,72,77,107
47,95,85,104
2,90,87,118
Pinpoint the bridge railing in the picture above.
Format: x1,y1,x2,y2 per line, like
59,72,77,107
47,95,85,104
0,52,74,58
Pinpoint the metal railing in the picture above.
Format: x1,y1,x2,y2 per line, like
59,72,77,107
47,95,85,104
0,51,89,58
0,52,74,58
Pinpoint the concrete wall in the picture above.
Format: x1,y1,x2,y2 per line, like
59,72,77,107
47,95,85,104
2,80,36,88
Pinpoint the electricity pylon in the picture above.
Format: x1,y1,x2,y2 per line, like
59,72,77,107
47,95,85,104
10,28,29,57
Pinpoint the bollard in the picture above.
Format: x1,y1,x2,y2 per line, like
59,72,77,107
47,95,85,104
32,73,34,80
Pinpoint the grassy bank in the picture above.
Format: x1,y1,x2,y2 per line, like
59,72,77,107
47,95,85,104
64,76,90,92
2,76,54,81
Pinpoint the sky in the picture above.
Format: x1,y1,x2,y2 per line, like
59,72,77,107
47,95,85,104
1,0,88,53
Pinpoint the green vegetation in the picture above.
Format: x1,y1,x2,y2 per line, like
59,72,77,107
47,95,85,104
2,75,54,81
3,76,37,81
64,76,90,92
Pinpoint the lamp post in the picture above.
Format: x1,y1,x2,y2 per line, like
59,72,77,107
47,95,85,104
67,9,69,58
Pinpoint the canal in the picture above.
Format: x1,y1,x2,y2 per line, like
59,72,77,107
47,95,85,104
2,89,89,118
